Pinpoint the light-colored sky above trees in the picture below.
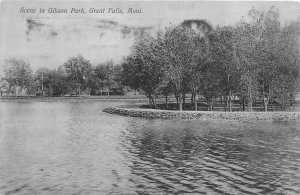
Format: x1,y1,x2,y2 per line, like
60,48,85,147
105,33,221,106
0,1,299,71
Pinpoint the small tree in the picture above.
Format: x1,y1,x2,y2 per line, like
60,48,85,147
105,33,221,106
3,58,34,97
92,61,115,96
63,55,92,96
201,62,224,111
122,34,165,108
46,66,69,96
35,68,53,96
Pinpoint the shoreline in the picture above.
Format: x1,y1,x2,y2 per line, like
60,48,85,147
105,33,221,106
2,97,300,120
0,96,149,102
103,106,300,121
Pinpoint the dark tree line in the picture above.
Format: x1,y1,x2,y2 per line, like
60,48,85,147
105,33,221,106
1,55,124,97
121,7,300,111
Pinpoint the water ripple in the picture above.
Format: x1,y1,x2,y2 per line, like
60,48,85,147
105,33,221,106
0,101,299,194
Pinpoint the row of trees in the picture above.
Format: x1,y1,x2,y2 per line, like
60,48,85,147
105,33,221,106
121,7,300,111
1,56,123,97
1,7,299,112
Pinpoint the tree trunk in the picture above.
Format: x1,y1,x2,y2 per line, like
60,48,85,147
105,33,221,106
178,93,183,111
148,95,157,109
225,96,228,112
224,96,227,112
207,99,212,111
248,99,253,112
229,89,232,112
248,87,253,112
194,94,197,111
191,93,194,104
246,71,253,112
207,99,213,111
263,96,269,112
149,97,152,108
165,95,168,109
152,97,157,109
183,93,186,110
41,73,44,96
271,103,274,112
242,99,245,111
107,88,110,96
179,101,182,111
15,85,17,98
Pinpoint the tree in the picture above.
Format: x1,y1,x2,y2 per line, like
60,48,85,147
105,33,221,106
51,66,68,96
63,55,92,96
201,61,224,111
163,26,201,111
271,20,300,110
3,58,34,97
34,67,68,96
234,7,300,111
92,61,115,96
248,6,281,112
122,33,165,108
110,64,127,95
0,76,9,96
159,80,175,109
181,19,213,111
209,26,241,112
35,68,52,96
119,6,299,113
233,19,261,112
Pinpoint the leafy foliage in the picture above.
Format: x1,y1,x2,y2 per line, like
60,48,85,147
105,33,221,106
3,58,34,95
63,55,92,95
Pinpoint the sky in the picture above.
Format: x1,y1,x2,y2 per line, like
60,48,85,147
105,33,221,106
0,1,299,72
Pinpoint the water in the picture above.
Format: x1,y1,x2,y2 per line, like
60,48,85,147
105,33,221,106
0,100,299,194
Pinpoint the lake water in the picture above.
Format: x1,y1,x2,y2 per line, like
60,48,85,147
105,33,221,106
0,100,299,194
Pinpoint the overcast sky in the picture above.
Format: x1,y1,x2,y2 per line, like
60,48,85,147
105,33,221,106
0,1,299,72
